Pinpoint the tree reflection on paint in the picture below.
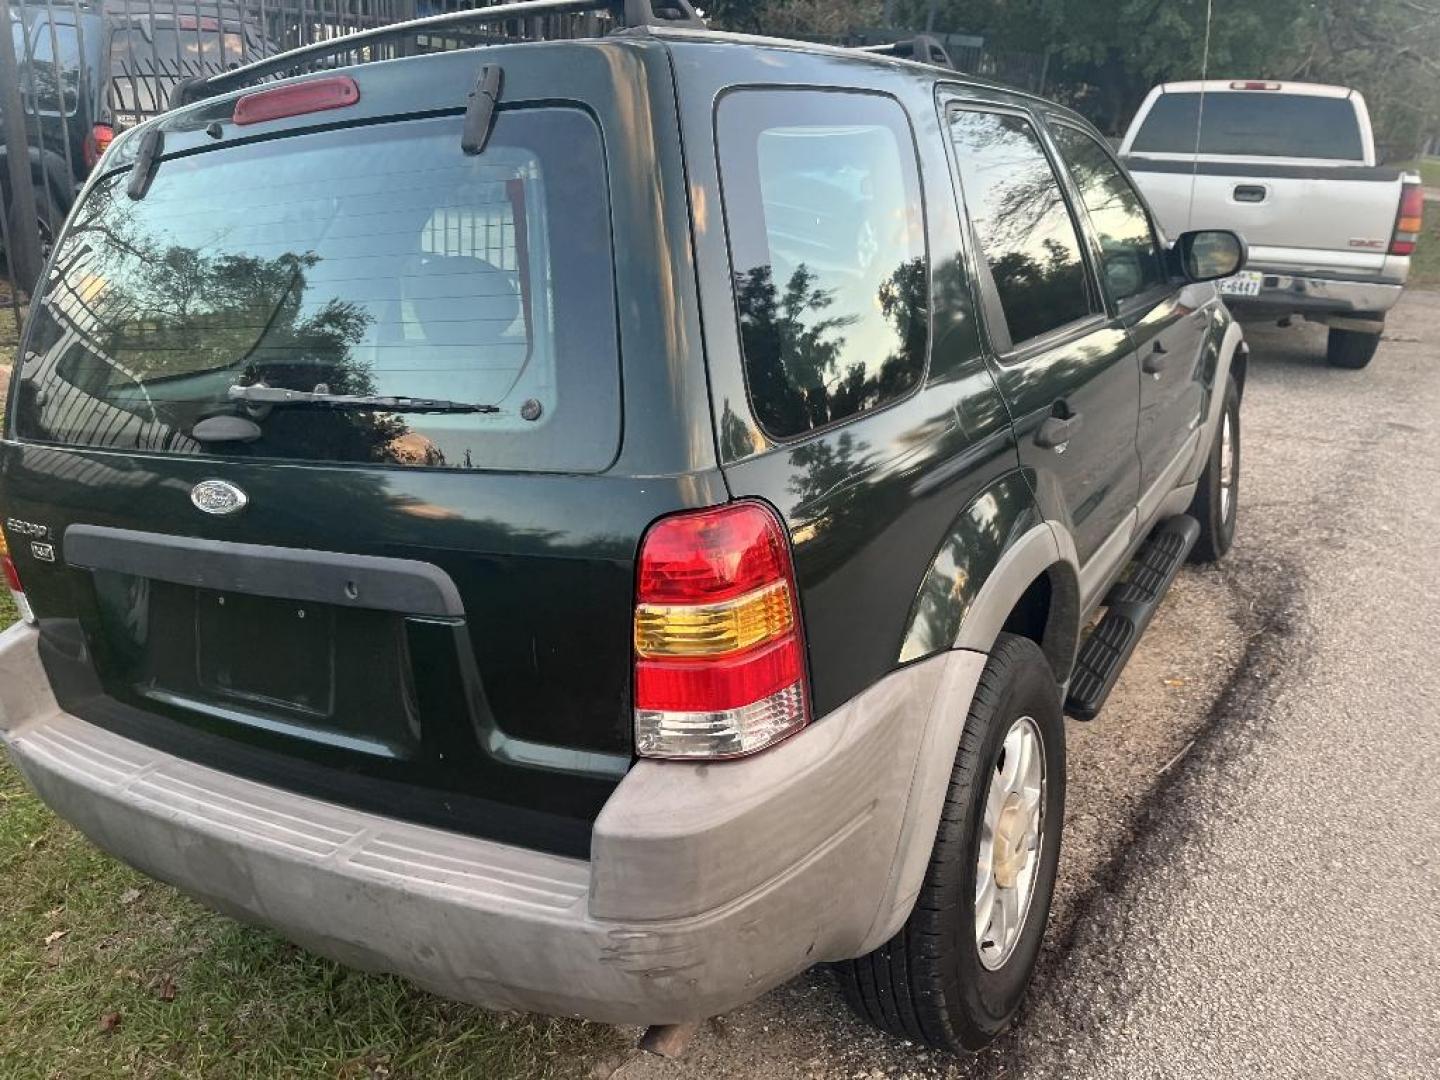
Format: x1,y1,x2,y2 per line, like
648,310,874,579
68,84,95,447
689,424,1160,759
736,256,928,438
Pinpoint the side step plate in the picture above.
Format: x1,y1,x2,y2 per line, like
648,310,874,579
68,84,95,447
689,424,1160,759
1064,515,1201,721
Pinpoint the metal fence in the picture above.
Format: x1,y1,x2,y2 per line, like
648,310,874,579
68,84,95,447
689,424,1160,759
0,0,617,338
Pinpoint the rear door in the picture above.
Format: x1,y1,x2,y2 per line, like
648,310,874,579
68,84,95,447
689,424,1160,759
0,42,715,858
944,99,1141,570
1047,119,1206,508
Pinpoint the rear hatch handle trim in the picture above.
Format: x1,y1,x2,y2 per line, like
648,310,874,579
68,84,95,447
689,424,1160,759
63,525,465,619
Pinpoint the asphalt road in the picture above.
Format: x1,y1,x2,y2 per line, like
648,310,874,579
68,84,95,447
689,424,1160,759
611,294,1440,1080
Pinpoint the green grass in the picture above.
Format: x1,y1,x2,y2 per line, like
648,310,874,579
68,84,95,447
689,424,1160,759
1,290,21,353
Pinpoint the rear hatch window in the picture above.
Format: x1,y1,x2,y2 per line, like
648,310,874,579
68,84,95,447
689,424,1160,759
13,108,620,472
1130,92,1365,160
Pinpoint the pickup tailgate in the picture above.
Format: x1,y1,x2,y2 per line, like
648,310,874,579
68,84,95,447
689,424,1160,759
1121,84,1409,276
1124,160,1405,274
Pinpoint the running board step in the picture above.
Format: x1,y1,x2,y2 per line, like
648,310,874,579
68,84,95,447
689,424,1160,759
1065,515,1200,721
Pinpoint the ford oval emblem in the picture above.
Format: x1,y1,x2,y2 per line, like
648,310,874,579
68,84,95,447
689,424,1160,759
191,479,248,516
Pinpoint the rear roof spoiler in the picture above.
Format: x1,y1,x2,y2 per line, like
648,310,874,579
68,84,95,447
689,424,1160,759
170,0,705,108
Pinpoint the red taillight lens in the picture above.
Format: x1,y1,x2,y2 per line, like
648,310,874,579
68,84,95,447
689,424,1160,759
634,501,809,759
1392,183,1425,256
1230,80,1281,91
638,637,805,712
83,123,115,170
0,526,36,625
233,76,360,126
637,503,793,604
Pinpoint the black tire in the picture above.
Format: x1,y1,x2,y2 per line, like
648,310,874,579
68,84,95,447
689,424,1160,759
835,633,1065,1052
1188,375,1240,563
1326,327,1381,369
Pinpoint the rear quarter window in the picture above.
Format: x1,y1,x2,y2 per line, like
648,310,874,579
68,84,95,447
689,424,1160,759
716,89,929,441
12,108,621,472
1131,92,1365,160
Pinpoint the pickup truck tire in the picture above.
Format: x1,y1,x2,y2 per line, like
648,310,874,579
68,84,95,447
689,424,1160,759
1188,376,1241,563
1326,327,1382,370
835,633,1065,1052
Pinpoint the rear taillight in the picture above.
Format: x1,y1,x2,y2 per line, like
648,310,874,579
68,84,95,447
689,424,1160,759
0,525,36,625
83,123,114,170
1230,80,1281,91
1391,182,1425,256
634,501,809,759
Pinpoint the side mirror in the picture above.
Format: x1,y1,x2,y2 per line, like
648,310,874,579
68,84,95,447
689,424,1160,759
1175,229,1248,283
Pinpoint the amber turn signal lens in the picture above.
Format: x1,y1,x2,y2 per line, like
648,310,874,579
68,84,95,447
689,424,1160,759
635,581,794,658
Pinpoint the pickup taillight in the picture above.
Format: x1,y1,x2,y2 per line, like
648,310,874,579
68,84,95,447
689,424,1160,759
1391,182,1425,256
0,523,36,625
633,501,809,759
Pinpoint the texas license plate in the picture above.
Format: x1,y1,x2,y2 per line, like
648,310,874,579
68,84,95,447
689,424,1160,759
1217,270,1263,298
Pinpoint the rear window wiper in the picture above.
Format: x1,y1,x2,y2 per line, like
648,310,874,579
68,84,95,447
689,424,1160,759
462,64,503,155
227,383,498,414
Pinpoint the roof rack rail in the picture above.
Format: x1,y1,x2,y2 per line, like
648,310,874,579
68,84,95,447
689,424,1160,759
853,34,956,70
170,0,705,108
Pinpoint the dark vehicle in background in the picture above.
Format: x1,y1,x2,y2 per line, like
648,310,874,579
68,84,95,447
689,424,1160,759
0,0,1250,1053
3,1,273,259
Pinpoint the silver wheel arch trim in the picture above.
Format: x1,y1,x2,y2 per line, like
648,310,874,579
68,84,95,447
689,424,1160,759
1184,319,1247,487
858,525,1079,951
952,522,1081,681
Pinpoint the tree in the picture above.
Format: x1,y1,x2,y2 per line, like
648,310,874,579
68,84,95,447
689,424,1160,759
720,0,1440,152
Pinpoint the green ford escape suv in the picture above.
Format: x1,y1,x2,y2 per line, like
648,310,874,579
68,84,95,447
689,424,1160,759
0,0,1248,1052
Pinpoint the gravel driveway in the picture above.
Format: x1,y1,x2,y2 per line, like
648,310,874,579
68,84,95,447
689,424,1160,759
606,293,1440,1080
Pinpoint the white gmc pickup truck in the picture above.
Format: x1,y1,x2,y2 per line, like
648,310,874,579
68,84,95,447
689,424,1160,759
1120,80,1423,369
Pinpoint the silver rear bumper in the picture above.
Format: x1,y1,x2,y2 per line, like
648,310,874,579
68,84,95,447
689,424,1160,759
1226,270,1403,331
0,622,983,1025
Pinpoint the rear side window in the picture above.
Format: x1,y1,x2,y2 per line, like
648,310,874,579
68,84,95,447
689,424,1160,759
13,109,620,472
1050,123,1167,302
717,90,929,440
948,109,1093,348
1130,92,1365,160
